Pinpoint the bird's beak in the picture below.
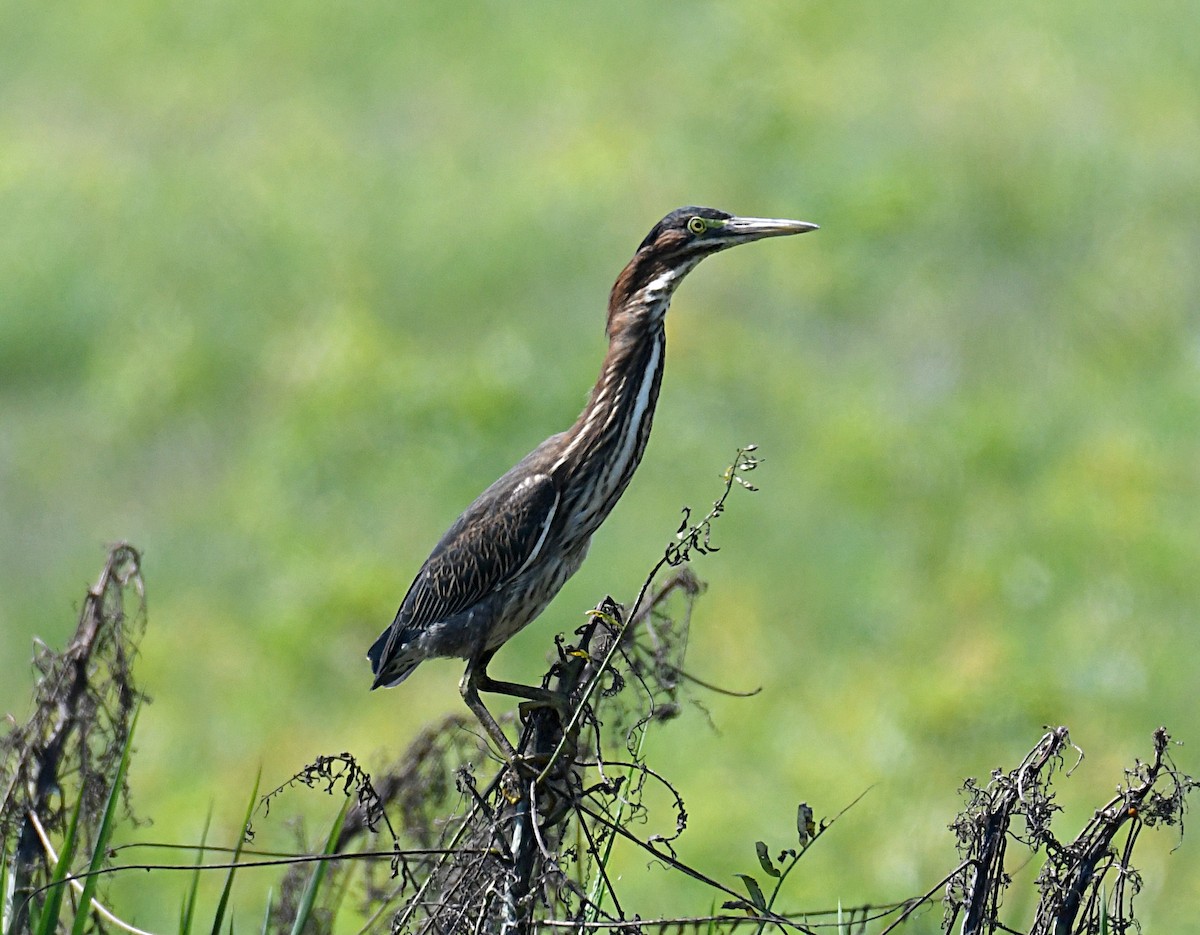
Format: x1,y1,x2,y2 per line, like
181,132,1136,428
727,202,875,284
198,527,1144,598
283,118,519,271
723,216,819,242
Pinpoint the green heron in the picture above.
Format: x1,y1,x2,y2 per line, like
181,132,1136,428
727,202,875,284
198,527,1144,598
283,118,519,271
369,206,817,755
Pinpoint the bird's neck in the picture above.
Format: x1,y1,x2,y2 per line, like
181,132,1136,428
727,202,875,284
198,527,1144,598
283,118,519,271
551,283,673,533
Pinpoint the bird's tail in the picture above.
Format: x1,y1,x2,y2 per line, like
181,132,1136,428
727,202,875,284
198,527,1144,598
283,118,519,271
367,627,419,689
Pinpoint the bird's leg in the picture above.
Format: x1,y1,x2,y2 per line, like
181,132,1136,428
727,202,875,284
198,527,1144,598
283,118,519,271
460,649,576,773
460,651,518,761
472,652,571,716
475,674,569,711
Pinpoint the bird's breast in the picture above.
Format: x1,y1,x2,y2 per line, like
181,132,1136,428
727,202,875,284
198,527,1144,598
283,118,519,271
485,539,591,650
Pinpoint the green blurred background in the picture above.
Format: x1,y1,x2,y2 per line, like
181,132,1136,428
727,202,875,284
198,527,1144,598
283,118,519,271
3,0,1198,928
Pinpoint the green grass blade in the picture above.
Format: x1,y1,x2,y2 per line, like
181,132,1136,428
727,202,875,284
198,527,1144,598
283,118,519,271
259,889,273,935
324,843,356,924
288,796,351,935
210,769,261,935
70,701,141,935
2,830,12,935
586,713,653,919
180,805,214,935
34,790,83,935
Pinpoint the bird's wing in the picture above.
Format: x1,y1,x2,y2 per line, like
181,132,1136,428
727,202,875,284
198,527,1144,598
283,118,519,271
397,470,561,631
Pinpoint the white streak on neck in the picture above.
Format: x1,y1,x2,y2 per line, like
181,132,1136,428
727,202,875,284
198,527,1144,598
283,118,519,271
608,331,661,470
637,266,688,321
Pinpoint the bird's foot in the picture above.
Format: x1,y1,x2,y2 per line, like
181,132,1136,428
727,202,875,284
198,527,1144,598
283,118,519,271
517,690,570,719
505,750,553,783
461,655,574,776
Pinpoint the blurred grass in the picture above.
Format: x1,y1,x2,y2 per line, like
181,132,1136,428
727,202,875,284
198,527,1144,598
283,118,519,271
2,0,1198,927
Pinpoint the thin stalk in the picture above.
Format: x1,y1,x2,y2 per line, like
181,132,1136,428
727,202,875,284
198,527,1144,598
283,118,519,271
210,769,262,935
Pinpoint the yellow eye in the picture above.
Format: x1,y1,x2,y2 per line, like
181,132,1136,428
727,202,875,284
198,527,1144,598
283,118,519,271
687,216,707,235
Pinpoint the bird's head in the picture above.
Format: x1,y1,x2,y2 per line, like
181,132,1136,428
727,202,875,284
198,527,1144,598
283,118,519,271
636,206,818,257
609,206,818,332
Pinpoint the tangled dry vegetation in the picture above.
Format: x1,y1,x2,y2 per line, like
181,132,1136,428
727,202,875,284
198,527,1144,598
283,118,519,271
3,452,1197,934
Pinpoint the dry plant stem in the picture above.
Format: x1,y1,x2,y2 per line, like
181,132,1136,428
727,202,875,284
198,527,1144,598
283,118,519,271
1029,726,1182,935
873,863,972,934
538,448,758,786
389,766,509,933
942,726,1195,935
574,802,624,918
1,543,143,933
24,808,156,935
6,506,1191,933
25,849,467,894
534,558,666,785
537,919,827,931
398,574,707,932
575,803,812,933
495,600,619,933
953,727,1074,935
334,712,472,850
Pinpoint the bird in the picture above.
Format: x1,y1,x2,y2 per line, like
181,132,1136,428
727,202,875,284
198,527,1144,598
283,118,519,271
368,206,817,756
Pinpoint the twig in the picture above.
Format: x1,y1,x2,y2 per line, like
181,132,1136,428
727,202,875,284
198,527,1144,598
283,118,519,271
538,446,760,785
24,808,157,935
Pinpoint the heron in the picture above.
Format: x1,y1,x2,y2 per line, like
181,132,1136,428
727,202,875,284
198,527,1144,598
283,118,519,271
369,206,817,757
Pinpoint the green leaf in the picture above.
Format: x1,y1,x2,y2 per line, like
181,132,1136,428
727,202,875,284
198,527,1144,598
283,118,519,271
71,702,141,935
1,830,11,935
259,889,273,935
35,790,83,935
754,840,779,878
735,873,767,911
289,796,351,935
179,805,213,935
211,769,261,935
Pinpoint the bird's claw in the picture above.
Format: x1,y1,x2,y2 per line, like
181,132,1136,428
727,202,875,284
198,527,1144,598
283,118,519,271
517,692,570,720
504,750,551,782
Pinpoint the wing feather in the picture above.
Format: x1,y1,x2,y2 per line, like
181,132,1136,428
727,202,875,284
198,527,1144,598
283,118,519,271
394,469,560,632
